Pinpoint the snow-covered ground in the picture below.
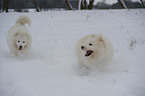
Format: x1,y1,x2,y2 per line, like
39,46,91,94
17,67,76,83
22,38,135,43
0,9,145,96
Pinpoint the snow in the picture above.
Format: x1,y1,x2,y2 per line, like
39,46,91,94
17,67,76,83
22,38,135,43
0,9,145,96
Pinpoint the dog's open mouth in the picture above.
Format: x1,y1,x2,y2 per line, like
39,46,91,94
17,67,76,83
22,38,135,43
19,48,22,50
85,50,93,57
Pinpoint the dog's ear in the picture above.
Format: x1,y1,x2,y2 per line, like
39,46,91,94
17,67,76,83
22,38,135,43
98,35,106,47
98,35,104,42
15,31,21,37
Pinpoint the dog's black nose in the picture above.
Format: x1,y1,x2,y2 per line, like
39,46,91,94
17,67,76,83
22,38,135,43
19,46,23,50
81,46,84,50
19,46,22,49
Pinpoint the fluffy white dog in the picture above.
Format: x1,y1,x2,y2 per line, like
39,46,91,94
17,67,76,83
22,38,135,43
7,16,31,57
75,34,114,69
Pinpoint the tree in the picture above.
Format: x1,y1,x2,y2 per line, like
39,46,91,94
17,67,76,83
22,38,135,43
118,0,127,9
140,0,145,8
65,0,73,10
33,0,40,12
78,0,94,10
2,0,40,12
2,0,9,12
78,0,81,10
80,0,88,10
88,0,94,10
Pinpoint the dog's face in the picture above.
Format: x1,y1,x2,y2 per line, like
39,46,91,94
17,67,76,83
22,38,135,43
80,34,106,59
15,32,28,51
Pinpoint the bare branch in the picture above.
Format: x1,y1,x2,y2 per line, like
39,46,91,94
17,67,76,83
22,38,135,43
33,0,40,12
3,0,9,12
65,0,73,10
140,0,145,8
118,0,127,9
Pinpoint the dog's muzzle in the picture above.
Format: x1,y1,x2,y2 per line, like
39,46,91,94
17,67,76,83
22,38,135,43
19,46,23,50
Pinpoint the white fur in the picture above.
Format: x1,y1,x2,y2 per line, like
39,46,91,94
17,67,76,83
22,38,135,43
75,34,114,69
7,16,31,57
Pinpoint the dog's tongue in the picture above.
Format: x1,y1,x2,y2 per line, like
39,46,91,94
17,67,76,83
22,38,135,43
87,51,91,55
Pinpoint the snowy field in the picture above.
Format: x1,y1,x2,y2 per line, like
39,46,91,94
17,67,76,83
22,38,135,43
0,9,145,96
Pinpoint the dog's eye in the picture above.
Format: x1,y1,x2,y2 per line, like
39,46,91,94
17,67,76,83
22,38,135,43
89,43,93,46
23,41,25,43
18,41,20,42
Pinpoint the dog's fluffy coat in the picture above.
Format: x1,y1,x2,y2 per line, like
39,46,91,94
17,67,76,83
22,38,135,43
7,16,31,57
75,34,114,69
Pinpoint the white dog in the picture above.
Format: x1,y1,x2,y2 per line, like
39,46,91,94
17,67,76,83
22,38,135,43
7,16,31,57
75,34,114,69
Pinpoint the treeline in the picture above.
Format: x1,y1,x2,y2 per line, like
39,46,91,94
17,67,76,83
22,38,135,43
0,0,69,9
0,0,145,12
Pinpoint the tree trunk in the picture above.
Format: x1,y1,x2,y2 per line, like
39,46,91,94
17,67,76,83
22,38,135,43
33,0,40,12
79,0,94,10
78,0,82,10
80,0,84,10
3,0,9,12
140,0,145,8
84,0,87,10
65,0,73,10
88,0,94,10
80,0,87,10
118,0,127,9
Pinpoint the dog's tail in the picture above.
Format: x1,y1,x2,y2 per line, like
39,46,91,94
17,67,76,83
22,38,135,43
16,16,31,26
